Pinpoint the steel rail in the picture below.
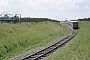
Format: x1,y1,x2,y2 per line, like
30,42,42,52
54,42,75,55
21,24,77,60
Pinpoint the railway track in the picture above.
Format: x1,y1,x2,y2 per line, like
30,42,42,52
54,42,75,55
21,25,77,60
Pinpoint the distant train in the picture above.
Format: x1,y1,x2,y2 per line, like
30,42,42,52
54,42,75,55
0,12,21,23
0,15,21,23
70,21,78,29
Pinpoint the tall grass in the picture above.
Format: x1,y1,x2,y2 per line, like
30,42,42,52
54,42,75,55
47,21,90,60
0,22,70,60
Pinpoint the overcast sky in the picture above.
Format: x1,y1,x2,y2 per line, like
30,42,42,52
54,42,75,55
0,0,90,20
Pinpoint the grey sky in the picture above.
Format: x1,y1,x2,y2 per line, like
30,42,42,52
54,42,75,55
0,0,90,20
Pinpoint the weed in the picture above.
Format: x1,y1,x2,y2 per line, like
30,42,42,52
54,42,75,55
47,21,90,60
0,22,70,60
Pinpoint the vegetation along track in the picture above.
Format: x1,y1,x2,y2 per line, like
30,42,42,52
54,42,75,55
21,24,77,60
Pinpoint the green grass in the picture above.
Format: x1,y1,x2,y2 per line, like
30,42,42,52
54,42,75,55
0,22,70,60
47,21,90,60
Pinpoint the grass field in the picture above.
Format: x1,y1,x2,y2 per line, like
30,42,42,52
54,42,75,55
47,21,90,60
0,22,70,60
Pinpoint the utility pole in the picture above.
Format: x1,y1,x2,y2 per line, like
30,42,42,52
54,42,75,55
58,14,61,35
58,14,61,21
58,14,61,26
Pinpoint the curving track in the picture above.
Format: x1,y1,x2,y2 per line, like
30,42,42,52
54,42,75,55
21,24,77,60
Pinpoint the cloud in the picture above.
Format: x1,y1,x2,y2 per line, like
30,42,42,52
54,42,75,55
0,0,90,19
0,0,9,6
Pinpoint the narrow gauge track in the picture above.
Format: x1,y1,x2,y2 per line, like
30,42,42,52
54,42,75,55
21,25,77,60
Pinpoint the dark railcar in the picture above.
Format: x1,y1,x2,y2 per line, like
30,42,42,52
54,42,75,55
71,21,78,29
